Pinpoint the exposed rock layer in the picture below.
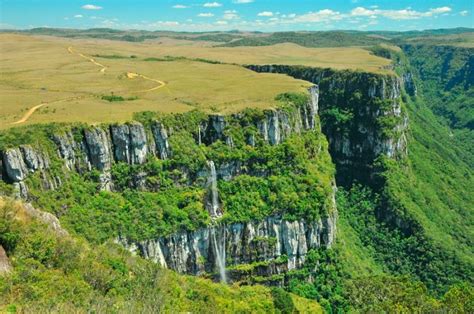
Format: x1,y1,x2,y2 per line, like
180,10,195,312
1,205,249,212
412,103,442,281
119,211,337,281
1,88,321,195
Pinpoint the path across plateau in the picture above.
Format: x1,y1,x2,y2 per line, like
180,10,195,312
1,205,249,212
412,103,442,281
11,96,87,125
11,47,166,125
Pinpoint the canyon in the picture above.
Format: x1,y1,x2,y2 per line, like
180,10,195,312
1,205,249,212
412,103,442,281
0,67,408,284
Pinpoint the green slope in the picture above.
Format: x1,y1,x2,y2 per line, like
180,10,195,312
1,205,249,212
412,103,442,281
0,199,322,313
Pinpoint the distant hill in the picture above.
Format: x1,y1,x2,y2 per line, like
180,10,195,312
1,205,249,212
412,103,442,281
2,27,473,47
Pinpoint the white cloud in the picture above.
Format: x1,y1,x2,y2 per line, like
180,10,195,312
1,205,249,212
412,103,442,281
460,10,469,16
429,7,451,14
258,11,273,17
216,20,228,25
81,4,102,10
351,7,375,16
150,21,180,28
350,6,452,20
198,13,214,17
223,10,239,20
99,19,119,27
173,5,188,9
287,9,342,23
74,14,83,18
203,2,222,7
234,0,253,3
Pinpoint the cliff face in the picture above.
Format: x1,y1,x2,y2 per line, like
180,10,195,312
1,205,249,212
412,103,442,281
1,88,321,198
246,65,408,186
0,86,337,284
119,211,337,284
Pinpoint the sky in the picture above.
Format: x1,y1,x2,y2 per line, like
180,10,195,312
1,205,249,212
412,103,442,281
1,0,473,32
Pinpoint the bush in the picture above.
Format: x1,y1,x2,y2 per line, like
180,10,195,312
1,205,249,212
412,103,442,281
271,288,296,314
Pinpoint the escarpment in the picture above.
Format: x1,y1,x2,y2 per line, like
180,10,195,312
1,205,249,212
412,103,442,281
0,85,340,283
246,65,408,186
0,65,411,282
1,90,320,196
119,212,337,285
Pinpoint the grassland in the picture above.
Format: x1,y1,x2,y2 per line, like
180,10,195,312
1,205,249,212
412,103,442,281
0,33,390,128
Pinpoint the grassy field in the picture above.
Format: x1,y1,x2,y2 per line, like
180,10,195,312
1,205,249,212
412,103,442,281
0,34,390,128
67,35,391,72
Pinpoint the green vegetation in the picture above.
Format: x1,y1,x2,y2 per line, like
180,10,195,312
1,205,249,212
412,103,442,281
0,199,322,312
346,276,473,312
93,54,133,59
144,55,223,64
101,94,139,102
402,44,473,131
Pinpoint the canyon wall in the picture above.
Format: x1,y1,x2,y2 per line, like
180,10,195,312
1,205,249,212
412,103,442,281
119,211,337,284
247,65,408,186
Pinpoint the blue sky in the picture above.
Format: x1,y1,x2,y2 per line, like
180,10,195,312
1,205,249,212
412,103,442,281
1,0,473,31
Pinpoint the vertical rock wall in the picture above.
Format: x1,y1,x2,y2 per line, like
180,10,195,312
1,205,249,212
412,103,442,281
246,65,408,186
119,210,337,281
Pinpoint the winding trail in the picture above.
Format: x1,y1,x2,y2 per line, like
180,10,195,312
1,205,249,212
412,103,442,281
11,104,46,125
126,72,166,92
11,47,167,125
68,46,107,73
11,96,87,125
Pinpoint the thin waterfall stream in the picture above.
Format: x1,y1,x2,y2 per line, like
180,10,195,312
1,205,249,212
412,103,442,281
211,227,227,283
207,160,220,217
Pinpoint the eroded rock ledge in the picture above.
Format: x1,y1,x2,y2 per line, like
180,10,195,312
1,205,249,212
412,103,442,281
119,211,337,283
0,86,321,198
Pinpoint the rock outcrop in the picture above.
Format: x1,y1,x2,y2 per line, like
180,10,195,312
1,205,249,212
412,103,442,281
53,131,86,172
2,146,52,198
119,211,337,280
2,148,28,182
401,71,417,96
110,122,148,165
84,127,113,190
0,245,11,274
23,203,68,236
152,122,171,160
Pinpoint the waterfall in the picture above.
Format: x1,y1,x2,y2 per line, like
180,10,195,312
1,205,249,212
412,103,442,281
207,160,220,217
198,126,202,145
211,227,227,283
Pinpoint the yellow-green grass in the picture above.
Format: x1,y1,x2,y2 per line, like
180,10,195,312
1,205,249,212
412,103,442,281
0,34,313,128
67,35,392,72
